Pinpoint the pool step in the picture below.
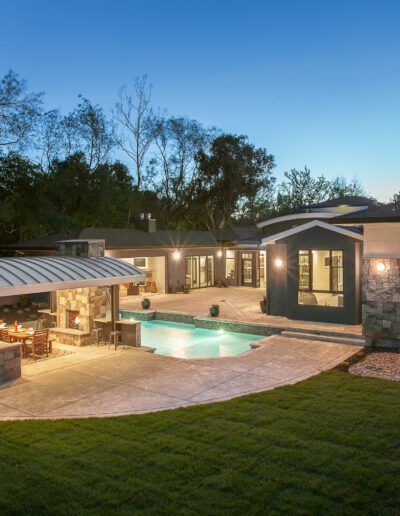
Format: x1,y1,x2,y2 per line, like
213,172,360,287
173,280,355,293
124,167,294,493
281,331,366,347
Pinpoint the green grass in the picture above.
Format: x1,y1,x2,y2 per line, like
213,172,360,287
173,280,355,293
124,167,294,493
0,371,399,515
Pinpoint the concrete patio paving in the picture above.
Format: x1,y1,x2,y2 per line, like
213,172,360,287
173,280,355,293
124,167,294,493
0,336,361,420
120,287,363,336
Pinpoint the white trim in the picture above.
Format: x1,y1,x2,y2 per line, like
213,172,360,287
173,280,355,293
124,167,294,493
256,212,338,228
261,220,364,245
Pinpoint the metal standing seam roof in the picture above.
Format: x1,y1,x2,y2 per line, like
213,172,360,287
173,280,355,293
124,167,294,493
0,256,147,296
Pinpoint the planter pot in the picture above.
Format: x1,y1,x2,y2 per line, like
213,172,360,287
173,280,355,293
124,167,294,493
259,299,266,313
142,300,151,310
209,307,219,317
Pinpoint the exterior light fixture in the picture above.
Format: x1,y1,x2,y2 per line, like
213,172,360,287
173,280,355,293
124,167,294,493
376,262,386,272
275,258,283,268
217,250,223,258
172,250,181,260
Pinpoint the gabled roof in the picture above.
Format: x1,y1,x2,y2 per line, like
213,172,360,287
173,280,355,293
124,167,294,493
261,220,364,245
257,212,337,229
0,256,146,296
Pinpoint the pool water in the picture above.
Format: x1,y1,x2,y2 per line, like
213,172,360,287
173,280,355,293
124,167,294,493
140,320,264,359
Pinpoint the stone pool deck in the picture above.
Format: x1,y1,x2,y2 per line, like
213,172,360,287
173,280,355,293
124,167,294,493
120,287,363,337
0,336,361,420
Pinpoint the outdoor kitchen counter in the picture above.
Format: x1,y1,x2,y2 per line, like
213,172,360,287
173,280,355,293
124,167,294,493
0,340,22,383
93,318,141,347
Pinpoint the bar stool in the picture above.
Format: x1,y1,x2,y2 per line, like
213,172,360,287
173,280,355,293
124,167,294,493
108,330,123,350
91,328,104,347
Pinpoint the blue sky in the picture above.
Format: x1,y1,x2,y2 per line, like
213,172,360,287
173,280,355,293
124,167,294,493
1,0,399,200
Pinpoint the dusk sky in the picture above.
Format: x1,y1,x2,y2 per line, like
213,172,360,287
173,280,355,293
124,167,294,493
2,0,399,200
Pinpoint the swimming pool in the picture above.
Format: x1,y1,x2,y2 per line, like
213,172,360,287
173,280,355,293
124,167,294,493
140,320,264,359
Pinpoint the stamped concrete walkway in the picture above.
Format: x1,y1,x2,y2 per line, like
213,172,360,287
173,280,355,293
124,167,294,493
0,337,360,420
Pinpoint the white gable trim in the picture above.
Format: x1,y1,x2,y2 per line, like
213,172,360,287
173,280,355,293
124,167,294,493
261,220,364,245
256,212,338,228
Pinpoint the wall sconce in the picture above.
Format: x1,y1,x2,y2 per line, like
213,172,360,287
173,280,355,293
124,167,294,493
275,258,283,268
376,262,386,272
172,250,181,260
217,250,223,258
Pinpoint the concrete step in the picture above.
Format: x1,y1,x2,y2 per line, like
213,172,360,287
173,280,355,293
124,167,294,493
281,331,366,347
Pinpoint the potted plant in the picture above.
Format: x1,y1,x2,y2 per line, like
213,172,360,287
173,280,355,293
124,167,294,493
209,304,220,317
142,298,151,309
260,295,267,313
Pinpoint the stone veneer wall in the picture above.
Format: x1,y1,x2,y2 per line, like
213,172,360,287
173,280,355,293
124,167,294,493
362,258,400,347
56,287,107,333
0,343,21,383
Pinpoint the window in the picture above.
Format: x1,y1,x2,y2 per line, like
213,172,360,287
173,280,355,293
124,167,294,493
225,250,236,280
132,257,148,268
298,250,344,307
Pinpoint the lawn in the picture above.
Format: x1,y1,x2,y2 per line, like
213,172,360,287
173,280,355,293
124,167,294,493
0,371,399,515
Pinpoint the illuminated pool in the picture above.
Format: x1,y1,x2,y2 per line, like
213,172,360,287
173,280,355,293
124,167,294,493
140,320,264,359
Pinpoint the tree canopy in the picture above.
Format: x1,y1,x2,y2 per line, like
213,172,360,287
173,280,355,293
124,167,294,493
0,69,376,245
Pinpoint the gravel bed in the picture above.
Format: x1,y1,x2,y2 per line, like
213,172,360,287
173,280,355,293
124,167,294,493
349,351,400,382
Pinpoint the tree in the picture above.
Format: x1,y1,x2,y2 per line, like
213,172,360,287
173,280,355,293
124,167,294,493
0,70,43,151
44,153,135,229
147,116,216,227
277,167,331,212
328,176,365,198
113,75,157,189
60,97,113,170
194,134,276,229
0,154,45,242
36,110,63,169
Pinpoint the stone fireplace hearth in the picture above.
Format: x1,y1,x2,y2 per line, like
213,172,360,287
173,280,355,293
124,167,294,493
67,309,80,330
50,287,108,346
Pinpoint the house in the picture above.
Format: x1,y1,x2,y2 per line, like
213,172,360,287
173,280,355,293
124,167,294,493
3,217,264,294
4,197,400,346
257,195,400,346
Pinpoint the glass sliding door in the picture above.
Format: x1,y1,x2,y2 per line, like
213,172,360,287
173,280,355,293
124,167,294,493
185,255,214,288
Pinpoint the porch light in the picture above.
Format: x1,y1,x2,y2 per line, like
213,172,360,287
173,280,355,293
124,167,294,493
173,250,181,260
275,258,283,268
376,262,386,272
217,250,223,258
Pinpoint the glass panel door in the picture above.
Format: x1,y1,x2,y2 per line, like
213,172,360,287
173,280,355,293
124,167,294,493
207,256,214,286
192,257,199,288
199,256,207,287
242,253,253,285
185,257,192,287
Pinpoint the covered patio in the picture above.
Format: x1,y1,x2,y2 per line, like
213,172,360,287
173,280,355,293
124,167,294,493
0,240,146,383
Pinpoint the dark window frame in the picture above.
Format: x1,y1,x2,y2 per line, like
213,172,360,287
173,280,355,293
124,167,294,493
298,249,344,294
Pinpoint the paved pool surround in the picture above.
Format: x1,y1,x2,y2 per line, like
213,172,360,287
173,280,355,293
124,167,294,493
119,309,366,341
120,309,275,336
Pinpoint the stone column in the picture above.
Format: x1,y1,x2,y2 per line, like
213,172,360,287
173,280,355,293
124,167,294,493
362,258,400,348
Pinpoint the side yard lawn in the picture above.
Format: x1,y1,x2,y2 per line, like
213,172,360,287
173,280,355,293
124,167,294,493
0,370,399,515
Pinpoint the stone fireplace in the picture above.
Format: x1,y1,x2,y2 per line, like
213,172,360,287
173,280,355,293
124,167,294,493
49,238,109,347
50,286,108,346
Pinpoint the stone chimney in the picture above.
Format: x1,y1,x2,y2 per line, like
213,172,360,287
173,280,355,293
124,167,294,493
138,213,156,233
55,239,105,258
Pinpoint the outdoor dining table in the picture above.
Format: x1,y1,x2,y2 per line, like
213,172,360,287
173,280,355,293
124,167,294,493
6,328,35,357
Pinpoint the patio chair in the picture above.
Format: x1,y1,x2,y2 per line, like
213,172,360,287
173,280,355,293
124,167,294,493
25,329,50,359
